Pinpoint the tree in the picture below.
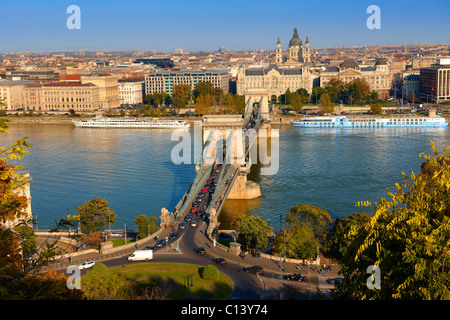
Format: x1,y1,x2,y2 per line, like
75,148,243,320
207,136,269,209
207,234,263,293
286,204,332,243
370,103,382,114
81,262,128,300
173,84,191,106
135,214,158,239
326,212,371,262
233,215,272,250
318,93,335,114
334,141,450,300
273,225,318,259
312,87,325,104
290,92,303,113
76,198,116,234
193,81,214,98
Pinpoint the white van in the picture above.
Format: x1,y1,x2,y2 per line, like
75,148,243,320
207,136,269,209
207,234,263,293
128,249,153,262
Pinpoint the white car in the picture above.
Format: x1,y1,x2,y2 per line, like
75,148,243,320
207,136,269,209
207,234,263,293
190,221,198,228
79,261,95,270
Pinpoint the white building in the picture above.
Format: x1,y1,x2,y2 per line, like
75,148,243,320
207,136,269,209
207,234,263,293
118,78,145,105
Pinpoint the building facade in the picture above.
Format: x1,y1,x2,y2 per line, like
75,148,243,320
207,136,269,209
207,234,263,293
118,78,145,105
0,80,33,110
420,59,450,103
236,64,314,99
81,73,121,109
319,58,393,99
145,69,232,96
23,82,99,112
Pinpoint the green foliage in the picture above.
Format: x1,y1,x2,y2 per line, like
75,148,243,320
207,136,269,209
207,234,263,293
274,225,318,259
325,212,371,262
233,215,272,250
287,204,332,243
199,265,219,280
135,214,158,239
76,198,116,234
334,141,450,300
81,264,128,300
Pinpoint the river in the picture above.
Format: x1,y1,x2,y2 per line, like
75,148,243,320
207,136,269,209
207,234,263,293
3,122,450,231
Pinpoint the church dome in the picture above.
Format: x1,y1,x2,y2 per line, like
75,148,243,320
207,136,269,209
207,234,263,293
339,59,359,70
289,27,302,47
375,57,388,65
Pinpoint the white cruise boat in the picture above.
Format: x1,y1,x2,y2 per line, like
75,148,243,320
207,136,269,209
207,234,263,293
291,115,448,128
73,117,190,128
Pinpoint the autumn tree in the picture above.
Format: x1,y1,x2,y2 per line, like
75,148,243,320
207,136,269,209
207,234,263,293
334,141,450,300
370,103,383,114
318,93,335,114
76,198,116,234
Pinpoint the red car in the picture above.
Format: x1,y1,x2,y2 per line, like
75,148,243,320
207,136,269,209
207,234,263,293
191,207,198,213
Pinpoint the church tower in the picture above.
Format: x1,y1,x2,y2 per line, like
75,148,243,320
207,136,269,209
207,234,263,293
276,37,283,65
303,36,311,64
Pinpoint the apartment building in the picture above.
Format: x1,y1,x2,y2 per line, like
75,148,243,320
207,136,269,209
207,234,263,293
420,58,450,103
118,78,145,105
145,69,231,96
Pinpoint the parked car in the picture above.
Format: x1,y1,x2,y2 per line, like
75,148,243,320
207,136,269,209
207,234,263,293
284,274,305,281
243,266,264,274
194,247,206,255
79,261,95,270
213,258,226,265
190,221,198,228
110,231,123,237
155,239,167,248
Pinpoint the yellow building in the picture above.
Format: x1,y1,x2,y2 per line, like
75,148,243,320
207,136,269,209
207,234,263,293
81,73,121,109
23,82,99,112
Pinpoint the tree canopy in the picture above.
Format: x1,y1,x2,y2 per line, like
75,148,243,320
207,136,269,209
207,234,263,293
334,141,450,300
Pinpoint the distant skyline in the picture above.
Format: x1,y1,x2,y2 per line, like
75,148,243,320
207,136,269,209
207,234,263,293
1,0,449,53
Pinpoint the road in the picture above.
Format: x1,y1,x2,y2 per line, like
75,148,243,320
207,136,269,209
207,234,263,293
60,162,339,300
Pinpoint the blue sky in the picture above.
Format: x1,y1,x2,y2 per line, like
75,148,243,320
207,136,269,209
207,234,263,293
0,0,449,52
